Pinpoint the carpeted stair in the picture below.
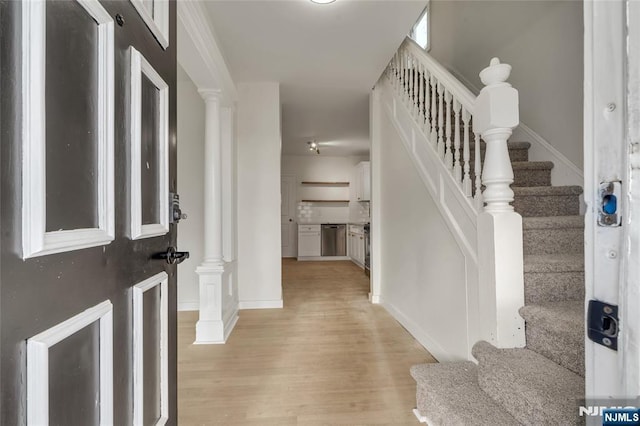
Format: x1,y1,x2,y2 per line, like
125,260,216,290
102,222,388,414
411,140,585,425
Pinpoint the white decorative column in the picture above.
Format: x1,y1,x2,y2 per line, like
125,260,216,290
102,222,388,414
195,89,227,344
474,58,525,348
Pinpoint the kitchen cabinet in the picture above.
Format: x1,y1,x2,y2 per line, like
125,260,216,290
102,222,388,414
348,224,365,267
298,225,321,257
354,161,370,202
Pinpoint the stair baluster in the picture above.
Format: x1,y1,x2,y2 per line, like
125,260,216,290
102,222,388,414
430,74,437,149
416,62,424,128
462,108,472,196
408,53,414,112
453,99,462,183
437,82,445,160
423,66,430,134
444,90,453,170
474,132,483,209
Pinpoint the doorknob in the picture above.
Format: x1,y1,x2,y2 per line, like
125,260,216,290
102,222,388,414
154,246,190,265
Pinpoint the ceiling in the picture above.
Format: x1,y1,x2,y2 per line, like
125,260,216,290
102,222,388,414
203,0,426,156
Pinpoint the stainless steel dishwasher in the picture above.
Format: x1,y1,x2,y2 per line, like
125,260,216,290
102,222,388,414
321,224,346,256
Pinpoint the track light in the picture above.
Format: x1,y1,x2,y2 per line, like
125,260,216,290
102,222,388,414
307,140,320,154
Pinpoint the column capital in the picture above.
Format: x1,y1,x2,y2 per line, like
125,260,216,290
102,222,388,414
198,88,223,103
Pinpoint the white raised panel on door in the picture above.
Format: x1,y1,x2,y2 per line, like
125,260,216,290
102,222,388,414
21,0,115,259
130,0,169,49
27,300,114,426
129,46,170,240
133,272,169,426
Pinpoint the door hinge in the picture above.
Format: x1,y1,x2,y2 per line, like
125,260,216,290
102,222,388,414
587,300,619,350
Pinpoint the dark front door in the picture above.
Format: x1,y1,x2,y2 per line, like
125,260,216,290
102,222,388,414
0,0,178,424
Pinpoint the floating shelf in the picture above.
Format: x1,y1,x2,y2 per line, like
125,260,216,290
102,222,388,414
301,181,350,186
301,200,349,203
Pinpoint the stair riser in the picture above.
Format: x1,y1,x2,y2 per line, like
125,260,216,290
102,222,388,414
514,194,581,217
470,169,552,188
525,272,585,304
523,228,584,255
525,326,585,377
513,168,551,187
467,148,529,164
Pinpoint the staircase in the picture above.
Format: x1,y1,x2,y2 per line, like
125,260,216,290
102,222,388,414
411,140,585,425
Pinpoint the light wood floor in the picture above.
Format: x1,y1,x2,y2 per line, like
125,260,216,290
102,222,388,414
178,259,436,425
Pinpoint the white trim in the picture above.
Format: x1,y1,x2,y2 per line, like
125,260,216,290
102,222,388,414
27,300,113,426
130,0,169,49
238,300,284,310
177,301,199,312
514,122,584,187
133,272,169,426
379,296,453,362
129,47,170,240
584,0,626,400
22,0,115,259
177,1,237,104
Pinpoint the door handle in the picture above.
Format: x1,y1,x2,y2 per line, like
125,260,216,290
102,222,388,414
154,246,190,265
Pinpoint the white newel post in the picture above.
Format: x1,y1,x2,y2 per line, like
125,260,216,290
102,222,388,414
474,58,526,348
195,89,227,344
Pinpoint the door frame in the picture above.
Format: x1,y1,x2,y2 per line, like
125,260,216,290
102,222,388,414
584,0,635,401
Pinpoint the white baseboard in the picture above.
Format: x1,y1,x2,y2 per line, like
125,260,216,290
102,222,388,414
369,293,381,304
178,301,199,312
380,297,453,362
239,300,283,310
223,310,239,341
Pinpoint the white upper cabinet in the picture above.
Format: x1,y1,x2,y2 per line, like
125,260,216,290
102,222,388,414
354,161,371,202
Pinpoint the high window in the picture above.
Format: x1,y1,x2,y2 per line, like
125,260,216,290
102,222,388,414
410,4,430,50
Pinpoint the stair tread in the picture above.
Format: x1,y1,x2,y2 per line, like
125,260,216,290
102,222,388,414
520,302,585,377
473,341,584,425
524,254,584,273
410,362,520,425
520,301,584,330
513,185,583,196
522,215,584,229
511,161,554,170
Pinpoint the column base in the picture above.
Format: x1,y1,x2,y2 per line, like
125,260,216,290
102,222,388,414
194,261,238,344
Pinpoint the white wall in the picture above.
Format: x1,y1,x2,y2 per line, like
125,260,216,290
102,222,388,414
377,99,470,361
237,82,283,309
281,155,369,224
429,0,584,170
177,65,205,311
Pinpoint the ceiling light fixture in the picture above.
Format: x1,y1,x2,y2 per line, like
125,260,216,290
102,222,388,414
307,141,320,154
310,0,336,4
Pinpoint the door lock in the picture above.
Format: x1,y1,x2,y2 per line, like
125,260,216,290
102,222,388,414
154,247,190,265
598,181,622,226
587,300,619,350
170,192,187,224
